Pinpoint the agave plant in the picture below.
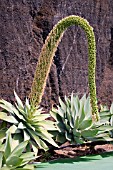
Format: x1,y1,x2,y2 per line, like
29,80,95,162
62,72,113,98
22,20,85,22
50,93,113,144
0,92,58,155
0,132,36,170
110,103,113,138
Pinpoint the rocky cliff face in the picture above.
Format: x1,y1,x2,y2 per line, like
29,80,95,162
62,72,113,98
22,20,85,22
0,0,113,109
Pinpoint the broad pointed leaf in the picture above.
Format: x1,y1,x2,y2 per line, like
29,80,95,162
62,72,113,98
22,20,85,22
6,140,28,163
0,112,18,124
4,132,11,159
79,119,92,130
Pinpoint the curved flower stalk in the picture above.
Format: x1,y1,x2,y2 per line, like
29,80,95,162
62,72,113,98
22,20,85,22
29,15,99,121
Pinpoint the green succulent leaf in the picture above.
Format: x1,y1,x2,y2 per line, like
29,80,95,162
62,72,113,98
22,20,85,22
35,129,58,148
0,152,3,168
79,119,92,130
4,132,12,159
73,129,81,138
23,130,30,141
20,152,37,166
74,116,79,129
35,120,57,131
17,164,34,170
6,155,23,167
32,114,50,122
59,97,66,112
0,112,18,124
7,125,18,134
65,131,72,141
18,122,26,130
56,134,66,143
0,100,14,112
79,107,85,124
0,166,10,170
84,96,91,119
27,129,45,150
50,93,113,144
0,121,7,129
74,137,84,144
97,125,113,132
6,140,28,163
0,133,36,169
0,91,58,152
81,129,98,138
14,91,24,109
0,129,7,140
50,109,58,121
73,95,80,114
57,106,65,118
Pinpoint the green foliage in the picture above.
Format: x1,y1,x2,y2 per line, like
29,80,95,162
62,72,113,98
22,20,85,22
0,132,36,170
29,15,99,121
50,93,113,144
0,92,58,156
110,103,113,137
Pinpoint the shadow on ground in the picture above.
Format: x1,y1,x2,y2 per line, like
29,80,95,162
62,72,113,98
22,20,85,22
35,151,113,170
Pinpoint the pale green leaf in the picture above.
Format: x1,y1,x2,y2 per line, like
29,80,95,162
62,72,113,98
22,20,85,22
4,132,12,159
79,119,92,130
20,152,36,166
11,107,26,121
81,129,98,138
74,137,84,144
59,97,66,112
0,112,18,124
0,100,14,113
27,129,46,150
32,114,50,122
6,140,28,163
18,122,26,129
97,125,113,131
33,108,43,116
35,121,57,131
17,164,34,170
0,166,10,170
66,107,74,128
79,107,85,124
23,130,30,141
0,152,3,168
32,143,38,156
57,106,65,118
50,110,57,121
7,125,17,134
73,95,80,114
35,129,58,148
25,98,30,110
110,103,113,126
84,96,92,119
73,129,80,137
110,103,113,115
6,156,23,167
14,91,24,109
74,116,79,129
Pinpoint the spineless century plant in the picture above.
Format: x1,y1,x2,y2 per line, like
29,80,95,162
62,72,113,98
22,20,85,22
29,15,100,121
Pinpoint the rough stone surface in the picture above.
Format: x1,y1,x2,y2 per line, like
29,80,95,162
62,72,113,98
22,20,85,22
0,0,113,109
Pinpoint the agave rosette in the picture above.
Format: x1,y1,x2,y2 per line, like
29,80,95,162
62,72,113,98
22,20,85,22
0,132,36,170
110,103,113,137
50,93,113,144
0,92,58,155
